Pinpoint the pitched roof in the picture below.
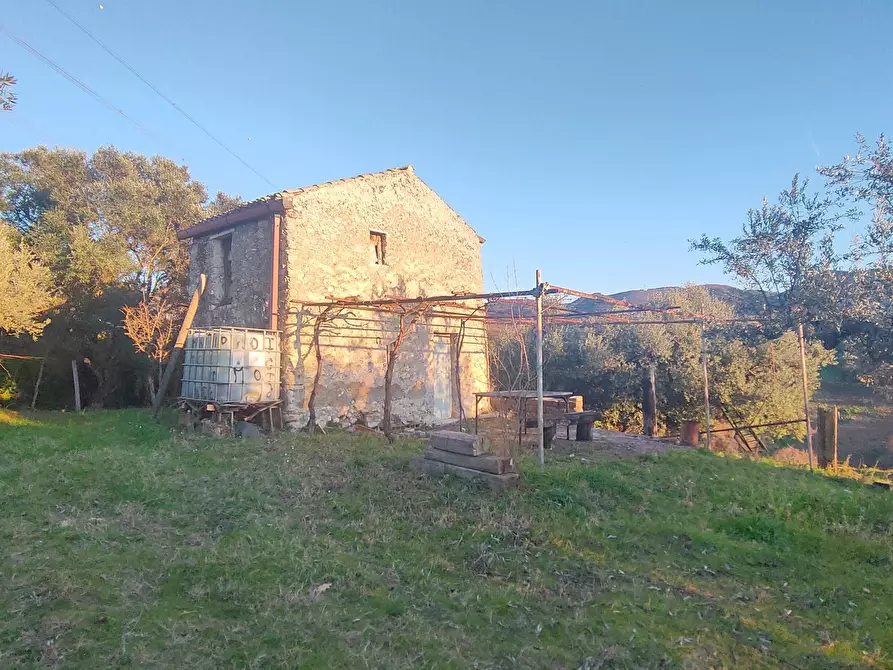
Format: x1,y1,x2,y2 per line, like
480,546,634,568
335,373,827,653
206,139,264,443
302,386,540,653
281,165,414,198
176,193,286,239
177,166,483,242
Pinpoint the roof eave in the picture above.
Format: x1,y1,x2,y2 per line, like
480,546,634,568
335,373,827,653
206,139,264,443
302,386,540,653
178,197,286,240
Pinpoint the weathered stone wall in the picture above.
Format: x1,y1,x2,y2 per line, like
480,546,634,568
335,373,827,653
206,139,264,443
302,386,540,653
187,216,274,329
280,167,489,427
293,309,489,427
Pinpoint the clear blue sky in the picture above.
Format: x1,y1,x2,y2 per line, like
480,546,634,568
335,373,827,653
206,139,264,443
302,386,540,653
3,1,891,293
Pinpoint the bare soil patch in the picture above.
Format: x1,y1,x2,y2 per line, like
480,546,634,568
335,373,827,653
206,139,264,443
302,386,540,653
549,427,691,460
446,415,691,461
815,382,893,467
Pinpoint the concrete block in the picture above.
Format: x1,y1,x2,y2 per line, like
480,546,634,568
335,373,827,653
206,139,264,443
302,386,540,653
423,448,515,474
412,456,519,491
428,430,489,456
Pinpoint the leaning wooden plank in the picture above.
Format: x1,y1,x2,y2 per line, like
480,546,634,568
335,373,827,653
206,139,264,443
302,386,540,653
414,456,519,491
428,430,490,456
423,448,515,475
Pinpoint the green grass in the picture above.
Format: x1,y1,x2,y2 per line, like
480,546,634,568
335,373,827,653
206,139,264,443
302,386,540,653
2,409,893,668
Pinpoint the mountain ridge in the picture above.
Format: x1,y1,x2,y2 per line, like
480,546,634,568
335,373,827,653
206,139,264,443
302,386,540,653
607,284,762,313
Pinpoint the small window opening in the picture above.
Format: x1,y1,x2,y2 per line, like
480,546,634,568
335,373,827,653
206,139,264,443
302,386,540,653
370,231,387,265
220,234,233,302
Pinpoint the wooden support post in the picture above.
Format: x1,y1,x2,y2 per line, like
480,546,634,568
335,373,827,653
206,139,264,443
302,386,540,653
700,327,712,450
830,405,838,472
269,214,281,331
817,408,828,469
152,274,206,419
516,394,524,446
643,364,657,437
535,269,545,468
797,323,815,471
452,330,464,432
816,407,839,471
71,359,81,412
31,358,44,410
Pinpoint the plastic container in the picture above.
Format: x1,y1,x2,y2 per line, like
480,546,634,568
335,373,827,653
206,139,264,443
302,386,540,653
179,326,280,404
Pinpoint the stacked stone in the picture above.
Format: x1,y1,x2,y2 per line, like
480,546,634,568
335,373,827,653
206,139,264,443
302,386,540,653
413,430,518,490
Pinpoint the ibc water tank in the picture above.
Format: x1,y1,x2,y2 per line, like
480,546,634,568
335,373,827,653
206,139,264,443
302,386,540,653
179,326,280,404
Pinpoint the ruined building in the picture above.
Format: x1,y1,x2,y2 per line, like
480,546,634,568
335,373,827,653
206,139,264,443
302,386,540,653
178,166,490,428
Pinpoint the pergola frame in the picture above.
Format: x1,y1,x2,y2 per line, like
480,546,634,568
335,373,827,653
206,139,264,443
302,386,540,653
290,271,814,470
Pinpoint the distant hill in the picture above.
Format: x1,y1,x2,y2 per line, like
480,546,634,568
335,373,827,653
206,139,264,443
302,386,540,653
565,284,763,315
607,284,764,314
488,284,764,317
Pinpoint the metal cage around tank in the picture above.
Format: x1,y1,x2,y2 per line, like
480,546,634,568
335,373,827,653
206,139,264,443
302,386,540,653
179,326,281,405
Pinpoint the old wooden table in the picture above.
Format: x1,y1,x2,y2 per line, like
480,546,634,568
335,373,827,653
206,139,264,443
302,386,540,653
473,391,574,445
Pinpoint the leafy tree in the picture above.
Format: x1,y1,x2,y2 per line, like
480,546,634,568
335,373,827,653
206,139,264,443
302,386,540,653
819,134,893,384
2,147,214,299
690,175,853,334
122,297,175,403
0,72,15,111
0,145,239,406
820,134,893,244
493,286,832,443
206,191,243,218
0,224,60,338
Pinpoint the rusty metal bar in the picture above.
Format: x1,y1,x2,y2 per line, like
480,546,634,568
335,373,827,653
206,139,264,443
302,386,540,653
547,285,712,320
546,285,639,309
295,288,537,308
700,418,806,435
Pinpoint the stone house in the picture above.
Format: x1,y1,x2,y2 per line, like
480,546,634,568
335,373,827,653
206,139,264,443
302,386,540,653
178,166,490,428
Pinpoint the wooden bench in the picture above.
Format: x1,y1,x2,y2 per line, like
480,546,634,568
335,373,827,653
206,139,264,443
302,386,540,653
526,411,601,445
562,411,601,441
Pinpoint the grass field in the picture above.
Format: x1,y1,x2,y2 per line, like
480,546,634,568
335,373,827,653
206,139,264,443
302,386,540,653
2,409,893,668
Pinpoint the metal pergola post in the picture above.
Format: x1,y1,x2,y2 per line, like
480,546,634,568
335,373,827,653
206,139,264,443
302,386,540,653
535,269,545,469
700,326,711,451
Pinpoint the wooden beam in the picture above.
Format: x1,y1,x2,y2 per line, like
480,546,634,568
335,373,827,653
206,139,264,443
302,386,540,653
30,357,44,409
429,430,489,456
270,213,281,331
71,359,81,412
414,456,519,491
152,274,206,419
423,448,514,475
797,323,815,471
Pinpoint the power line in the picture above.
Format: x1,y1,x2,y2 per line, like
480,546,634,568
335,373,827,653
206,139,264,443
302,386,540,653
43,0,277,190
1,25,148,134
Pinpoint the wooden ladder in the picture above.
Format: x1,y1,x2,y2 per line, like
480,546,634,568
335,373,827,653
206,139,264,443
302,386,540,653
719,405,766,457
